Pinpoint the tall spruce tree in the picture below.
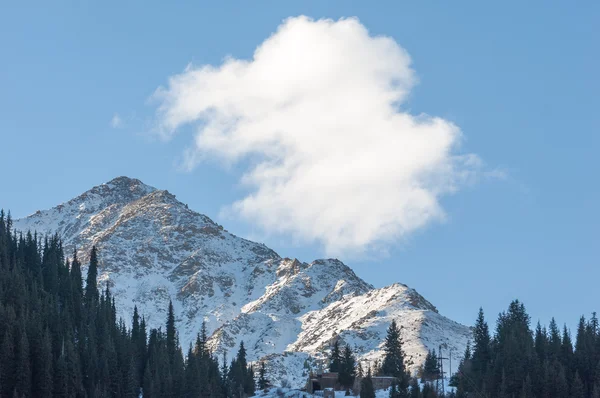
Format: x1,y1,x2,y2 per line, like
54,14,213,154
422,349,441,382
339,344,357,390
85,245,99,304
257,361,269,390
330,340,342,373
380,320,409,393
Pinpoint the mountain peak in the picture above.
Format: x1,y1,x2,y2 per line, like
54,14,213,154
105,175,148,188
12,178,470,388
93,176,156,199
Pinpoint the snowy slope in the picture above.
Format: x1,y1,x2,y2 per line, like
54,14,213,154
13,176,471,388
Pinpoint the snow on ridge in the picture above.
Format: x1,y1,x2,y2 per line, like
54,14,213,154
11,176,472,388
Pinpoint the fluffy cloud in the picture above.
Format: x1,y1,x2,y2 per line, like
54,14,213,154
153,16,483,255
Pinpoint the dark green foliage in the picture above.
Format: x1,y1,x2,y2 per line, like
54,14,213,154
380,320,409,394
0,213,228,398
5,210,600,397
228,341,255,397
85,245,99,304
360,368,375,398
421,349,441,382
338,344,357,389
471,307,491,391
330,339,342,372
257,361,269,390
452,300,600,398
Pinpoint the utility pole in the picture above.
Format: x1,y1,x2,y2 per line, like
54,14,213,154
436,345,449,396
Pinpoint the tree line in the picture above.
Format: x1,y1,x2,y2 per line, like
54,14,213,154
3,208,600,398
0,211,263,397
451,301,600,398
329,295,600,398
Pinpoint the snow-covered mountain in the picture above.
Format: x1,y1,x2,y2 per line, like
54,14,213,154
14,176,471,387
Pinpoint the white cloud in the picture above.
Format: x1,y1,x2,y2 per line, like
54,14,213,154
153,16,485,255
110,113,123,128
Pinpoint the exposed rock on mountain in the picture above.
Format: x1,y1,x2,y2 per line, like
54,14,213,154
14,176,471,387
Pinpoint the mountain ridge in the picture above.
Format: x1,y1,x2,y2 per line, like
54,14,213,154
13,176,471,388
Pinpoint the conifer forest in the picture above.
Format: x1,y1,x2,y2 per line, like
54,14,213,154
1,206,599,397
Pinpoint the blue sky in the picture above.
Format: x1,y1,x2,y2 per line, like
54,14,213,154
1,1,598,331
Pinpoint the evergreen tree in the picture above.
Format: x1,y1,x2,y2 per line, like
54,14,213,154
357,362,364,379
471,307,491,390
229,341,254,397
339,344,357,390
166,300,177,364
380,320,409,393
257,361,269,390
422,349,440,382
492,300,534,397
221,352,230,398
70,249,83,325
5,207,600,398
85,245,99,304
360,368,375,398
330,340,342,373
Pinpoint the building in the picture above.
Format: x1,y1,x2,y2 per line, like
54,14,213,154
307,372,399,395
306,372,340,393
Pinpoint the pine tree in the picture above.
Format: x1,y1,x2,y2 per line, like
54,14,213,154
534,321,547,362
229,341,254,396
339,344,357,390
357,362,364,379
561,325,574,378
360,368,375,398
422,349,440,382
548,317,562,363
471,307,491,390
330,340,342,373
166,300,177,364
85,245,99,304
70,249,83,325
221,352,230,398
244,363,256,396
380,320,409,393
257,361,269,390
493,300,534,397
